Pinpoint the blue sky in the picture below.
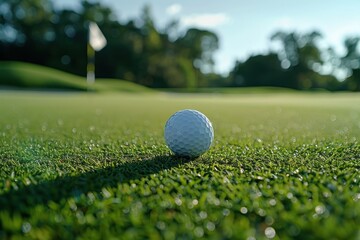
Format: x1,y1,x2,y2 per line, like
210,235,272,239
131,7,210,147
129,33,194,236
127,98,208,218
54,0,360,74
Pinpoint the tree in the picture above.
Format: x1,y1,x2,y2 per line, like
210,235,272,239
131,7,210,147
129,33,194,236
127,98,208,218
0,0,221,89
229,53,285,87
271,31,324,89
176,28,219,73
0,0,55,64
341,37,360,91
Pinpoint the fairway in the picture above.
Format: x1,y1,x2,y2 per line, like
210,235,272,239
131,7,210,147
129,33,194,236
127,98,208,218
0,91,359,239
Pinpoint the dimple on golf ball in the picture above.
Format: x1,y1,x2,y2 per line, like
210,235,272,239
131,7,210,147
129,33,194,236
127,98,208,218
164,109,214,157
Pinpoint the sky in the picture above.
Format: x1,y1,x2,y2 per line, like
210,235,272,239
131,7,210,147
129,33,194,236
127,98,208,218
54,0,360,75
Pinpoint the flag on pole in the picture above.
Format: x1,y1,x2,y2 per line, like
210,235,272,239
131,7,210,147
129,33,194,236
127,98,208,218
87,22,107,84
89,22,107,51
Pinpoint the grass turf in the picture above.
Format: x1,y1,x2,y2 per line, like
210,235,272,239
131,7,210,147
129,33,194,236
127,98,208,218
0,91,359,239
0,61,154,93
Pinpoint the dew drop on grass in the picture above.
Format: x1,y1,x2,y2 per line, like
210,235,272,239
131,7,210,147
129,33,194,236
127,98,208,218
206,221,215,231
265,227,276,239
24,178,31,186
68,200,77,211
287,192,293,199
22,222,31,233
101,188,111,198
257,208,266,217
222,208,230,216
199,211,207,219
269,199,277,206
315,205,325,215
76,211,85,224
175,197,182,206
240,207,248,214
265,216,274,225
194,227,204,238
354,193,360,201
87,192,95,204
223,176,230,184
323,192,331,198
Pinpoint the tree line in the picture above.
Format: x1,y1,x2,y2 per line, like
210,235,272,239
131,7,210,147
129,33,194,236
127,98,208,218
229,32,360,91
0,0,359,91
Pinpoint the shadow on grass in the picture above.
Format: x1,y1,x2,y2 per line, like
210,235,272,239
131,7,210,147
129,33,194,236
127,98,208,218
0,155,193,214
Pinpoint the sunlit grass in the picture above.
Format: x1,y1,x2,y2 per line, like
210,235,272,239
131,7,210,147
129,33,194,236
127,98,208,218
0,92,359,239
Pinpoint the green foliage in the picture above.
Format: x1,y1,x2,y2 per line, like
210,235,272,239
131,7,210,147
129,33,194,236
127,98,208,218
230,31,346,91
341,37,360,91
176,28,219,73
230,53,285,87
0,0,219,89
270,31,324,89
0,92,360,239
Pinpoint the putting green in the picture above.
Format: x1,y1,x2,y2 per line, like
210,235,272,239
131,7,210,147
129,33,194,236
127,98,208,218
0,91,359,239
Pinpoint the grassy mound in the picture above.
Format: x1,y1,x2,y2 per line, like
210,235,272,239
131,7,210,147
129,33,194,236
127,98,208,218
0,61,154,92
0,61,87,91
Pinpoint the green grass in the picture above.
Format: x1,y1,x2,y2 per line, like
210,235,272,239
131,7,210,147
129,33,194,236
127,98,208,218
0,91,359,239
162,86,299,94
0,61,155,93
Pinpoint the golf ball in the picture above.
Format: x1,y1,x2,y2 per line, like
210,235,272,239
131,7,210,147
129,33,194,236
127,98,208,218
164,109,214,157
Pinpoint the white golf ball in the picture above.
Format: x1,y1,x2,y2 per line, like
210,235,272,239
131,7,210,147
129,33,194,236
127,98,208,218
164,109,214,157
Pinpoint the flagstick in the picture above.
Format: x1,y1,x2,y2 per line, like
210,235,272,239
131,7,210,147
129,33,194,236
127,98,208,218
86,43,95,90
87,22,107,91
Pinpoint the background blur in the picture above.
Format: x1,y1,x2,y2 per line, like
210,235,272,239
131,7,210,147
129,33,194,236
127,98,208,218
1,0,360,91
